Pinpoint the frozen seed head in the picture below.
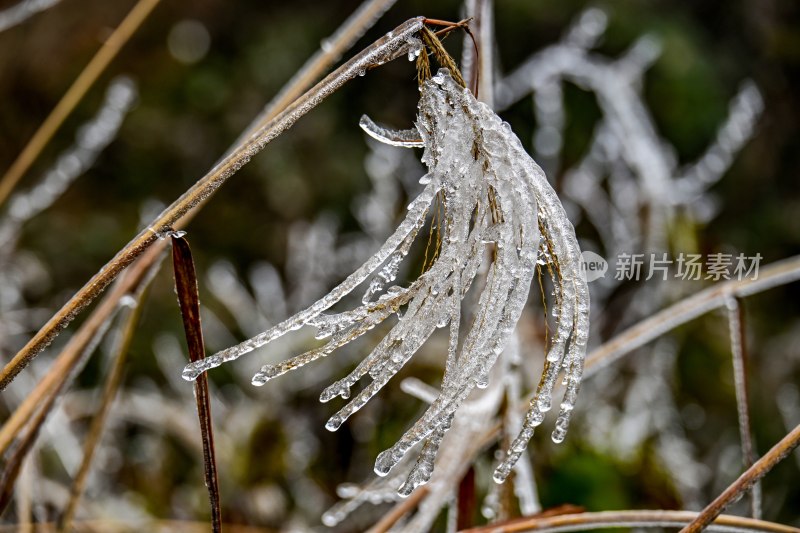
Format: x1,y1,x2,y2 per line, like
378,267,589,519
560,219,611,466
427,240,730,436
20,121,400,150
181,69,589,495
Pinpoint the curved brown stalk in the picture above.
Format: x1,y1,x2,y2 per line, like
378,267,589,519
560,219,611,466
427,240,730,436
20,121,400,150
0,16,425,391
681,423,800,533
459,509,799,533
0,519,275,533
0,0,161,207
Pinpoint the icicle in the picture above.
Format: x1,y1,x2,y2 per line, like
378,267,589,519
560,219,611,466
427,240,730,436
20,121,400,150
182,179,438,379
397,413,453,494
360,115,424,148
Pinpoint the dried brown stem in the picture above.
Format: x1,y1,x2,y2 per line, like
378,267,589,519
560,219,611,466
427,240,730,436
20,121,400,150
725,295,761,518
460,509,799,533
457,466,477,529
0,0,161,207
0,248,165,457
171,234,221,532
0,519,275,533
0,16,424,391
57,290,147,532
681,423,800,533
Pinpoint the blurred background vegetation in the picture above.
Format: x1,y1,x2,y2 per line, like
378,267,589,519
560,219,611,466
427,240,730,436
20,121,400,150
0,0,799,530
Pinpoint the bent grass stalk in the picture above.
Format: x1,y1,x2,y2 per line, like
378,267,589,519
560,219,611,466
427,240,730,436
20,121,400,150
726,295,761,519
0,16,425,391
584,255,800,377
459,510,800,533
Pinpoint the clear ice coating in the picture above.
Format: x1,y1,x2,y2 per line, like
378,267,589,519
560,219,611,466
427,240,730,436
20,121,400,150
181,69,590,493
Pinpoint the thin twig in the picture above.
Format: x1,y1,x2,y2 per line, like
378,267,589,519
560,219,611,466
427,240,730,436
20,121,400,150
681,423,800,533
0,0,161,206
0,16,424,391
460,509,799,533
725,295,761,518
585,255,800,377
171,234,221,532
57,290,147,532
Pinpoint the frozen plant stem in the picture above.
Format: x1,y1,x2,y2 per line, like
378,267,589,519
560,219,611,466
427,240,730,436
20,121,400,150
0,0,62,33
725,295,761,519
0,16,425,391
681,423,800,533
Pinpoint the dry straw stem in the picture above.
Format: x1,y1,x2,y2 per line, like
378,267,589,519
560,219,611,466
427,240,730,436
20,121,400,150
171,234,222,533
584,254,800,377
0,381,57,512
0,249,164,457
0,0,161,207
0,309,118,513
726,295,761,519
0,16,425,391
459,510,800,533
57,291,146,533
681,423,800,533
